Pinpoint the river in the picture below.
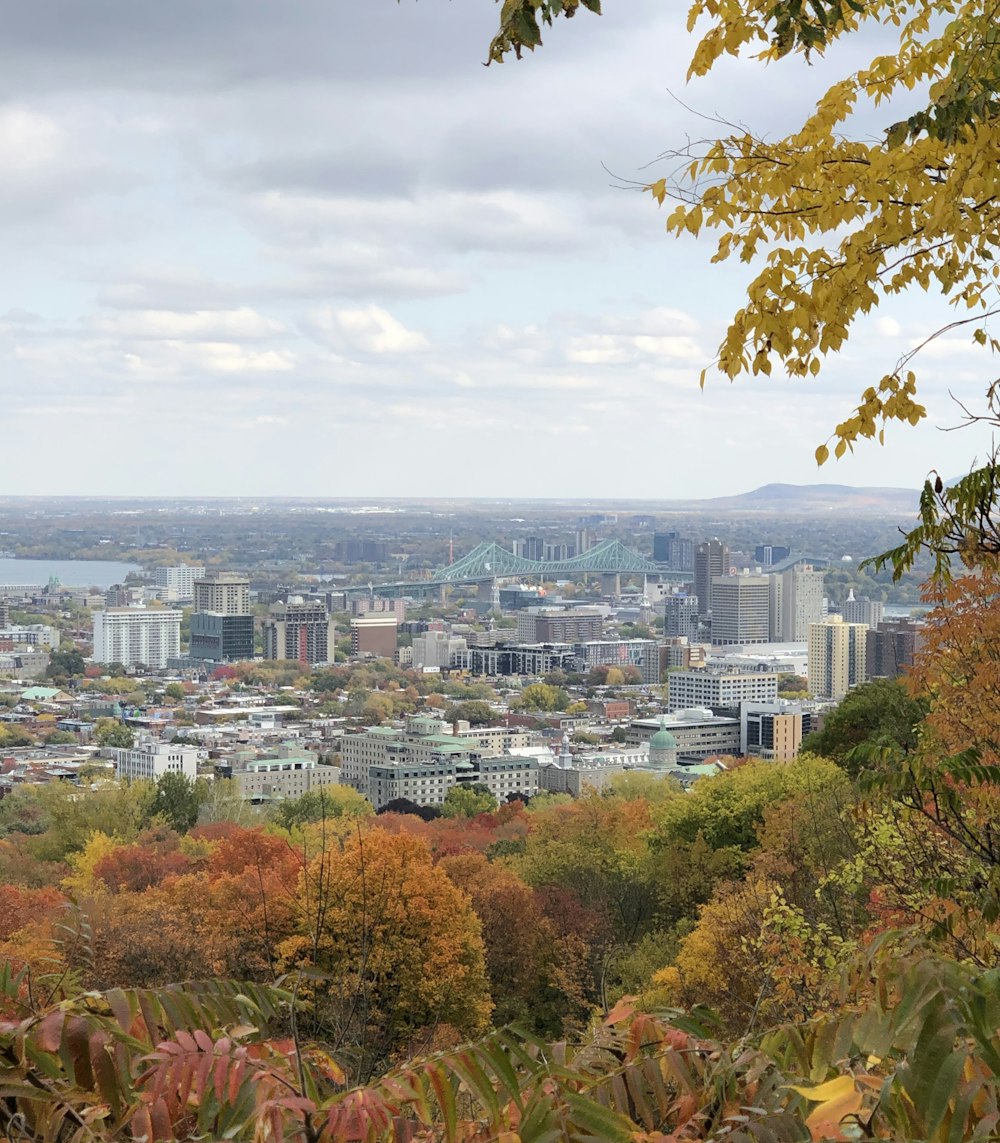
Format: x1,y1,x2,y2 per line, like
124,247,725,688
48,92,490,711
0,558,142,590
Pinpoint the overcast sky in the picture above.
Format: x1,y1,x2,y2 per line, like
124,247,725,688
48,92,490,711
1,1,993,498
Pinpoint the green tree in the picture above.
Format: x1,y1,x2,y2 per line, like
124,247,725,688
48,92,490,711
518,683,570,712
270,785,373,831
443,700,495,726
801,677,928,775
149,773,206,834
93,719,134,749
440,783,498,819
164,682,186,702
45,649,85,679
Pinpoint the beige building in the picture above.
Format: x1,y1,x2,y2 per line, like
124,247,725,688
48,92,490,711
808,616,868,700
234,756,341,802
780,564,825,641
710,575,771,645
194,573,250,615
351,614,398,659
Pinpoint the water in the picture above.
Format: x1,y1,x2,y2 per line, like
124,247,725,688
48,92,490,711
0,558,142,590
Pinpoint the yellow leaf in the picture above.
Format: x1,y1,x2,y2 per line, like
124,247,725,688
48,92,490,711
815,444,830,465
789,1075,857,1103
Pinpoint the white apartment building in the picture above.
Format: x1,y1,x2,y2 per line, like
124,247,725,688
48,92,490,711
153,566,206,602
665,668,779,713
92,607,182,669
780,565,826,641
808,616,868,700
111,740,199,782
412,631,468,671
0,625,60,649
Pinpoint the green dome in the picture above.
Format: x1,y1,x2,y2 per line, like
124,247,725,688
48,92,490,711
649,716,676,751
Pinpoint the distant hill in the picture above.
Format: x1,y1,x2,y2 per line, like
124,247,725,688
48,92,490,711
693,482,920,515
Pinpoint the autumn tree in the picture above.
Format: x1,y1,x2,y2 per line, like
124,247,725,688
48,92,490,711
279,828,492,1081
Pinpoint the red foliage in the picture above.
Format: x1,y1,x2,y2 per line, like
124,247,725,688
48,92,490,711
93,829,190,893
0,884,64,941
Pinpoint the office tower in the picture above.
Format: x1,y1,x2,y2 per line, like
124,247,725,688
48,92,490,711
0,600,11,628
695,540,730,615
710,574,771,644
808,616,868,699
655,531,694,570
754,544,791,566
841,589,884,628
662,595,700,639
866,618,922,678
575,528,592,556
780,564,826,641
92,607,182,669
193,573,250,615
263,598,336,665
350,614,398,659
153,565,205,602
515,537,545,560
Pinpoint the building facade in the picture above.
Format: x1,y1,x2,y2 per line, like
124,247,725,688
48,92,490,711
866,618,922,679
710,575,771,645
92,607,182,669
666,667,779,714
350,614,398,658
694,540,730,616
263,599,336,665
189,612,255,663
516,607,604,644
841,591,885,628
111,740,199,782
234,757,341,802
779,564,825,642
193,573,250,615
740,701,816,760
808,616,868,700
153,566,205,602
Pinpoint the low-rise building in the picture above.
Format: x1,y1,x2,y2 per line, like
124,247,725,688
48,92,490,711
233,756,341,802
110,740,199,782
665,667,778,715
740,701,818,760
626,709,741,759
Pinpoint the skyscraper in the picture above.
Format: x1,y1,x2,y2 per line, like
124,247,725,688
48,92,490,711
780,564,826,641
654,531,694,571
263,598,336,665
841,590,884,628
153,565,205,602
710,575,771,644
808,616,868,700
694,540,730,616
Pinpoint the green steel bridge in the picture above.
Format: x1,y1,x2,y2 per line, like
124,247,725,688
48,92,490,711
356,539,687,596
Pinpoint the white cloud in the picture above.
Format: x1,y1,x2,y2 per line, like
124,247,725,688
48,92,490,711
93,307,285,340
307,304,430,355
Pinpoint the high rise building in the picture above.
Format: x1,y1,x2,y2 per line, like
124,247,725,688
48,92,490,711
710,574,771,644
92,607,182,669
780,564,826,641
350,614,398,659
263,598,336,665
754,544,791,566
153,566,205,602
654,531,694,570
189,613,255,663
694,540,730,616
808,616,868,700
866,618,923,679
662,595,700,639
0,600,11,628
515,537,545,560
841,590,884,628
193,573,250,615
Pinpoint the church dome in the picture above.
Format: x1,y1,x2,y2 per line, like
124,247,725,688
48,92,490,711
649,719,676,751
